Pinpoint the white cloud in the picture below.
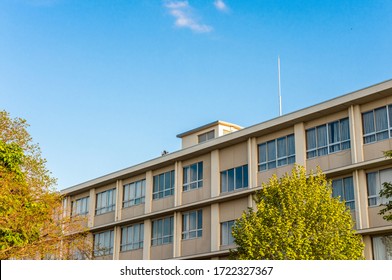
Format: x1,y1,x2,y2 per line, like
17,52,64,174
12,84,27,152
213,0,229,12
164,1,212,33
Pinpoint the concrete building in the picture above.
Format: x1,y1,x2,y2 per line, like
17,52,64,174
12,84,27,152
61,80,392,260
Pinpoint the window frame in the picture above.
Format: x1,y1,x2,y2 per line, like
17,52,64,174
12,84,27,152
332,177,355,210
182,210,203,240
71,196,89,216
152,170,175,200
306,118,351,159
366,168,392,207
93,230,114,257
95,188,116,215
183,161,203,191
221,220,235,246
221,164,248,193
120,223,144,252
362,105,392,144
151,216,174,246
123,179,146,208
258,134,295,171
198,130,215,143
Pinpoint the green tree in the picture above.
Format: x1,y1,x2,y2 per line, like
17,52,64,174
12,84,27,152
378,151,392,221
231,165,364,260
0,111,91,259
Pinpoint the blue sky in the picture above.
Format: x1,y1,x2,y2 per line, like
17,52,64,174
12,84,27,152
1,0,392,190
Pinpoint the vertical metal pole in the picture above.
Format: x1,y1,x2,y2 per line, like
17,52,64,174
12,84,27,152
278,56,282,116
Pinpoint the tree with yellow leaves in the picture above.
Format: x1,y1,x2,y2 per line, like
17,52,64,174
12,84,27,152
0,111,91,259
231,165,364,260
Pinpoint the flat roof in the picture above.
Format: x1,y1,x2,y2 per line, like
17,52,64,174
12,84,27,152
176,120,243,138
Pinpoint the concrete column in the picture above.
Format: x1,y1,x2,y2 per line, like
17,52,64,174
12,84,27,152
175,161,183,207
143,219,151,260
112,226,121,260
211,149,220,197
210,203,220,252
115,179,122,221
89,188,96,228
173,212,182,258
354,169,369,229
349,105,364,163
294,122,306,167
248,137,258,188
145,171,153,214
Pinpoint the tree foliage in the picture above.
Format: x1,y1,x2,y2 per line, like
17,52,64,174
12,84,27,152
378,151,392,221
0,111,91,259
231,165,364,260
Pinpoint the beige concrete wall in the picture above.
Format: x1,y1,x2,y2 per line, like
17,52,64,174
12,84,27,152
94,211,116,227
368,206,391,228
257,164,293,186
360,96,392,112
219,142,248,171
119,249,143,260
121,204,145,220
181,206,211,257
362,235,373,260
363,139,392,161
219,198,248,222
306,149,352,172
182,154,211,205
150,244,173,260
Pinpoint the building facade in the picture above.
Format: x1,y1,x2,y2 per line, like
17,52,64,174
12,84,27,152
61,80,392,260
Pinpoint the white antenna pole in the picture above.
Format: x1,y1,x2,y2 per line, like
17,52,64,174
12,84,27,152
278,56,282,116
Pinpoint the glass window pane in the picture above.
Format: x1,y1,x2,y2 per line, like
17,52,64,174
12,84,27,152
267,140,276,161
235,166,243,189
317,125,327,147
340,118,350,141
367,172,378,196
277,137,286,158
375,107,388,131
306,128,316,150
328,121,340,144
243,165,248,188
198,162,203,180
221,171,227,192
287,134,295,156
190,163,197,182
258,143,267,163
332,179,343,199
363,111,375,134
343,177,354,201
228,169,235,192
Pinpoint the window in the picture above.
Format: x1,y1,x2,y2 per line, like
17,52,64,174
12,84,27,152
363,105,392,144
153,170,175,199
221,220,235,246
367,168,392,206
71,196,89,216
183,162,203,191
198,130,215,143
221,164,248,193
151,216,174,246
121,223,144,251
258,134,295,171
182,210,202,239
373,235,392,260
95,189,116,215
94,230,114,257
306,118,350,158
332,177,355,210
123,179,145,208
